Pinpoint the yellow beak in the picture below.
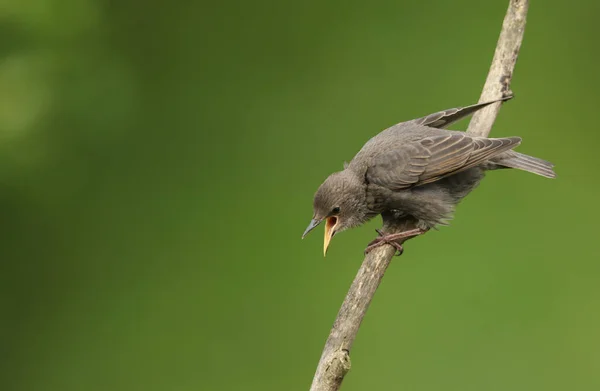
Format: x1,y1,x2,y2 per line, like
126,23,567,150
323,216,338,256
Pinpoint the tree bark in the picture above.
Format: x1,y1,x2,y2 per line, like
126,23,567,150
309,1,530,390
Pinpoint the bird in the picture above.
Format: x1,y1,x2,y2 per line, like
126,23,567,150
302,96,556,256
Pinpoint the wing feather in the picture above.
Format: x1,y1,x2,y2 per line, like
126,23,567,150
413,96,513,129
366,133,522,189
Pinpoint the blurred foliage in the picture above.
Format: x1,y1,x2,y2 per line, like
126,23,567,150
1,1,599,390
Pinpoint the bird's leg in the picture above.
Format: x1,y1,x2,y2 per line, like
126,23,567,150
364,228,426,256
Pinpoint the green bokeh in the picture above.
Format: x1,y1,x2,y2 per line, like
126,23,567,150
2,1,599,390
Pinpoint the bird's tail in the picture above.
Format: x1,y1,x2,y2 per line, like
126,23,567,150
491,150,556,178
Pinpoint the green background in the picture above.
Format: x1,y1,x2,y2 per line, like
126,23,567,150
2,1,599,390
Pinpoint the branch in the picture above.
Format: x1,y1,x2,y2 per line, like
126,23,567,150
309,1,530,390
467,0,529,137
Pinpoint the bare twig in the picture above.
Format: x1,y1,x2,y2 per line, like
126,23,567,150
467,0,529,137
309,1,530,390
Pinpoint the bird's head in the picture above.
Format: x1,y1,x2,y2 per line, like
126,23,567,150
302,170,369,256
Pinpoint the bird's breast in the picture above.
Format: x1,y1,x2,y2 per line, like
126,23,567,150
365,183,394,214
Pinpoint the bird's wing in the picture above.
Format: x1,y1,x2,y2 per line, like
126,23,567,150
366,133,521,190
413,96,512,129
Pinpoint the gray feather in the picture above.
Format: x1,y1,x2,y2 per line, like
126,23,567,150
490,151,556,178
413,95,513,129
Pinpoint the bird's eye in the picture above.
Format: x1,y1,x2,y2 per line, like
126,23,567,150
331,207,340,215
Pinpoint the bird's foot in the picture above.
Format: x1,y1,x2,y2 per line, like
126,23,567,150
364,228,426,256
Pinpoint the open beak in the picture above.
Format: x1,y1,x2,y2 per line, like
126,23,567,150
323,216,338,256
303,217,339,256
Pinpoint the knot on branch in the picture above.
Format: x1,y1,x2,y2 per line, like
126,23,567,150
325,349,351,384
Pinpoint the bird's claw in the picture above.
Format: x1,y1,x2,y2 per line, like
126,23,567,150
363,228,426,256
364,233,404,256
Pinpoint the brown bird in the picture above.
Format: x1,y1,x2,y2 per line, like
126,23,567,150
303,97,556,256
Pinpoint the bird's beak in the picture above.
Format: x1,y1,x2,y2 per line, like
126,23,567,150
302,218,322,239
323,216,338,256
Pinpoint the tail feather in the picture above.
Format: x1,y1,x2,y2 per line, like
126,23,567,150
492,151,556,178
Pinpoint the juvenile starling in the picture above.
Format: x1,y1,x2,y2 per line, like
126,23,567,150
303,97,556,256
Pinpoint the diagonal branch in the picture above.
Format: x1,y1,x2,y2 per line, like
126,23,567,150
467,0,529,137
308,1,530,390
